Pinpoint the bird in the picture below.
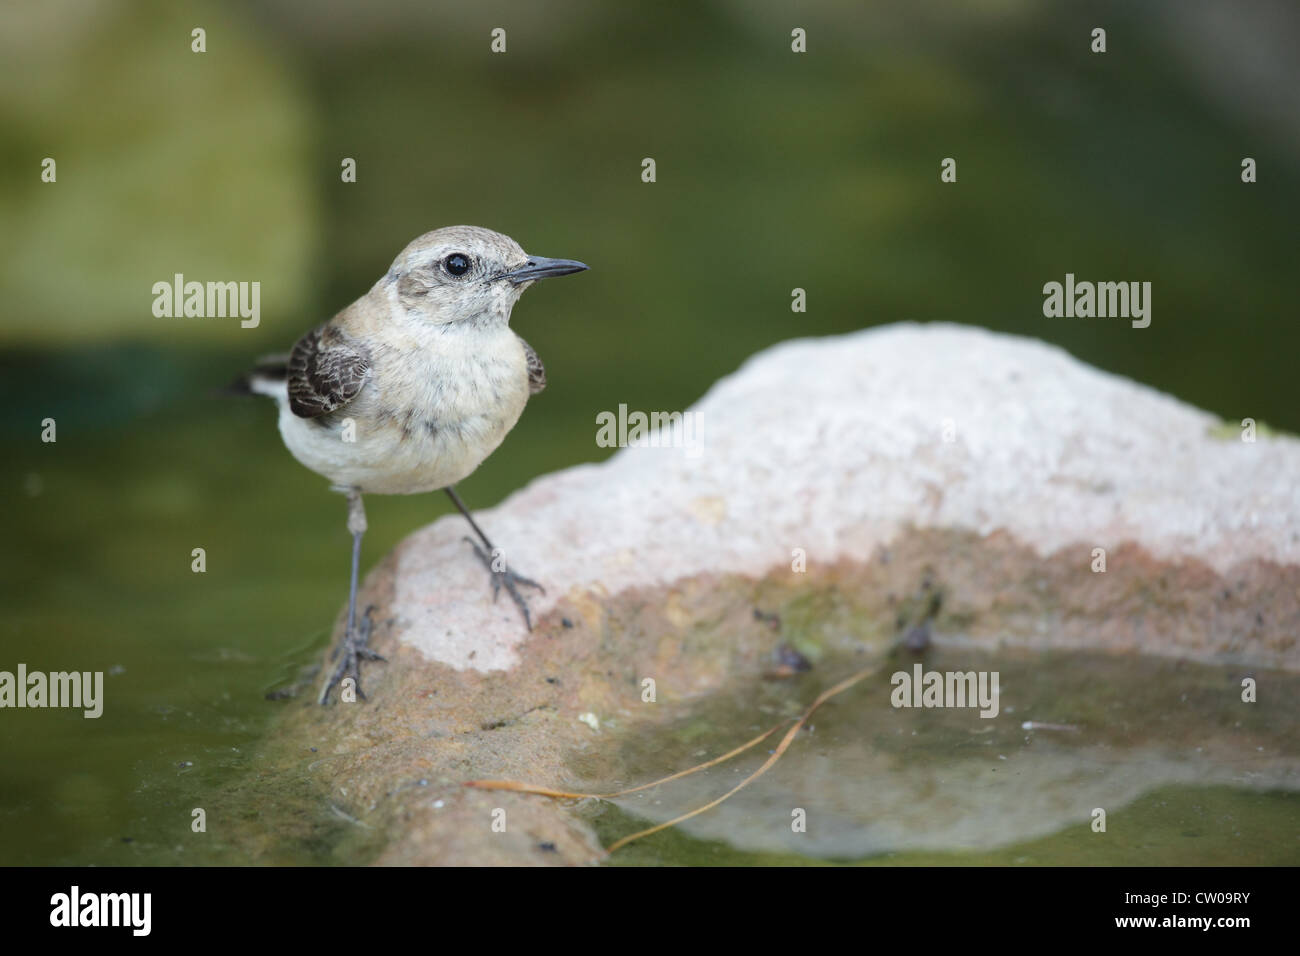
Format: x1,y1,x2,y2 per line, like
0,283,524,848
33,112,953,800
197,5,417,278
230,226,588,703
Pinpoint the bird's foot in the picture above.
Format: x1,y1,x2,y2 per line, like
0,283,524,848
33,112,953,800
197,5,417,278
319,604,385,705
463,537,545,630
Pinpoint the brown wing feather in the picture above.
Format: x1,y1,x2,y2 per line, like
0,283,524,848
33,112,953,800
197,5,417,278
287,324,371,418
518,336,546,395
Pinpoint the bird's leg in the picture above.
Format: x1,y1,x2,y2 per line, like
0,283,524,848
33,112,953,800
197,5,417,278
319,488,385,704
444,485,544,630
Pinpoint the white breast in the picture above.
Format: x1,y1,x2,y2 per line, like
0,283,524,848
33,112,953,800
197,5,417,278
275,326,531,495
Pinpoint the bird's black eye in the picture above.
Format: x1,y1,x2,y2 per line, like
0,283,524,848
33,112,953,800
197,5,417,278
443,253,472,277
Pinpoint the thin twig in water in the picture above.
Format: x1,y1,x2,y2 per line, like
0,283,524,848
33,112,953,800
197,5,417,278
465,723,782,800
603,664,877,854
464,662,879,857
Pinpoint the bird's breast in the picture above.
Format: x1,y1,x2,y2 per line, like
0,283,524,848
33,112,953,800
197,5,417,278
351,331,529,492
375,331,529,435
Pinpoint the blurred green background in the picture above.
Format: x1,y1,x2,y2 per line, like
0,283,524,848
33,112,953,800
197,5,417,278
1,0,1297,864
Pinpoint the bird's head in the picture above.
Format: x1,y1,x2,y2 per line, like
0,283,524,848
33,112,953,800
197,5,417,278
385,225,587,326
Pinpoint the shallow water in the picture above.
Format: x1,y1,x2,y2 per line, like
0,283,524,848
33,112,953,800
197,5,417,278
576,648,1300,865
0,377,492,866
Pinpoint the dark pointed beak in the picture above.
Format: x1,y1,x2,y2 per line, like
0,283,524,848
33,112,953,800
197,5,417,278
500,256,589,284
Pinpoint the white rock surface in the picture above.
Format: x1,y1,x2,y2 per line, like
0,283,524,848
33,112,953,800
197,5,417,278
388,322,1300,672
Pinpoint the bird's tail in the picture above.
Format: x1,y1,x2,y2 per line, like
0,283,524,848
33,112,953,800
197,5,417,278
214,353,290,399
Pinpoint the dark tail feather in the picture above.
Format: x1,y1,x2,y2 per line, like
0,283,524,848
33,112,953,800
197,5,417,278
211,374,255,398
211,354,289,399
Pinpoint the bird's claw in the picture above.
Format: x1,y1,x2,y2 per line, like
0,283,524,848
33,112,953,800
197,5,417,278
463,537,545,631
319,604,385,704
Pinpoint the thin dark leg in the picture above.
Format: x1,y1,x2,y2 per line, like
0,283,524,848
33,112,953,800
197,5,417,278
319,489,384,704
446,485,496,552
344,523,362,649
445,485,544,630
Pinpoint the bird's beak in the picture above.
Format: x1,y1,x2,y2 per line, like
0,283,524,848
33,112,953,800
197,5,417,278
499,256,589,284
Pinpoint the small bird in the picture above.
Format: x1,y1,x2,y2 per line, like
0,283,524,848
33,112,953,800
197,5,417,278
232,226,588,703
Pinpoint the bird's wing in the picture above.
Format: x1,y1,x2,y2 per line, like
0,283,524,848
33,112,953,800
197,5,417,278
287,324,372,418
517,335,546,395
